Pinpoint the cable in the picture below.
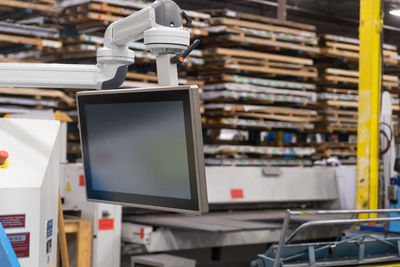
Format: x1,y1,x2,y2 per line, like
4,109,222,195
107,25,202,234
380,121,394,155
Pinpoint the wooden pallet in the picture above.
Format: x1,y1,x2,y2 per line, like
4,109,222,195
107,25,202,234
208,17,316,38
195,62,318,80
205,157,313,167
0,0,61,15
324,87,358,95
323,108,358,118
0,33,62,50
203,104,319,123
315,124,358,133
314,148,357,157
205,34,320,54
325,68,398,82
0,87,75,107
313,142,357,157
203,117,314,131
206,9,315,31
61,0,208,37
205,24,317,46
322,68,399,89
201,90,316,106
204,47,313,66
64,219,92,267
320,34,398,65
124,72,205,88
320,99,400,112
204,144,316,157
203,14,319,55
203,104,318,121
205,75,316,91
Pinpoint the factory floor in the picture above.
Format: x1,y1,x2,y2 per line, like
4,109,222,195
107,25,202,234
121,244,268,267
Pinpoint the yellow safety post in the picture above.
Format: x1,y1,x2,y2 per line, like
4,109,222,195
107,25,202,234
357,0,383,218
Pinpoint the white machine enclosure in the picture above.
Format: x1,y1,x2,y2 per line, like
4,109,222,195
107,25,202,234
206,166,339,204
0,118,61,267
61,163,122,267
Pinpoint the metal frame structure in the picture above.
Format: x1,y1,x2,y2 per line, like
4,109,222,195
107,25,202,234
252,209,400,267
356,0,383,217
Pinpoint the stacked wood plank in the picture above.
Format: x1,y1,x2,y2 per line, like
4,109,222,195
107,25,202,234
321,68,399,90
318,69,400,132
320,34,398,66
60,0,208,36
315,34,400,164
0,0,61,18
198,11,320,166
0,21,62,62
1,2,400,166
203,9,320,55
0,87,75,117
0,0,64,61
0,1,74,118
54,0,207,86
313,142,357,158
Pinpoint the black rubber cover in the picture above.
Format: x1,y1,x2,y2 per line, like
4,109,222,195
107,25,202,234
101,65,128,90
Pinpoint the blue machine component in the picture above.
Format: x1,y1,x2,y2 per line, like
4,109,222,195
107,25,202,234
251,235,400,267
283,133,293,143
390,177,400,233
0,222,20,267
251,209,400,267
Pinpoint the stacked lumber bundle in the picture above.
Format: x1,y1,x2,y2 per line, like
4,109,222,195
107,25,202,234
0,87,75,116
0,0,60,14
55,0,207,85
0,1,72,117
318,68,400,133
198,11,320,166
313,142,357,158
189,47,317,79
204,145,315,166
321,68,399,90
320,34,398,66
1,3,400,166
316,34,400,164
55,0,208,157
203,9,320,55
0,0,62,62
60,0,208,37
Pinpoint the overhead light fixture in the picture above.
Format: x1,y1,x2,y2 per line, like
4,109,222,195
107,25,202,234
389,3,400,17
390,9,400,16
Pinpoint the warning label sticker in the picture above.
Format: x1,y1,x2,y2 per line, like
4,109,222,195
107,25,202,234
230,189,244,199
98,218,114,231
79,175,85,187
0,214,25,228
7,232,30,258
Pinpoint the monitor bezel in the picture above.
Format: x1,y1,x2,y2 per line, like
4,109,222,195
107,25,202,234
76,85,208,214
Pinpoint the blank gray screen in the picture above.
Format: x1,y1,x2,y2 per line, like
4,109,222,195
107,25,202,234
84,101,191,199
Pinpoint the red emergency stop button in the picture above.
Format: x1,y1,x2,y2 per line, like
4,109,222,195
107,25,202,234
0,151,9,165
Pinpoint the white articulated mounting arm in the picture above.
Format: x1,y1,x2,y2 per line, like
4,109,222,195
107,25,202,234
0,0,198,89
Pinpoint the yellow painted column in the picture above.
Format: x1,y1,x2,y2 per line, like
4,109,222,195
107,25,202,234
357,0,383,218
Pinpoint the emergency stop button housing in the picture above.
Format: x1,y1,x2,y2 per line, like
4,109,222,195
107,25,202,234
0,151,9,165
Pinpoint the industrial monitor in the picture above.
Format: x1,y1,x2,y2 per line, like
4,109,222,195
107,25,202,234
76,85,208,214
